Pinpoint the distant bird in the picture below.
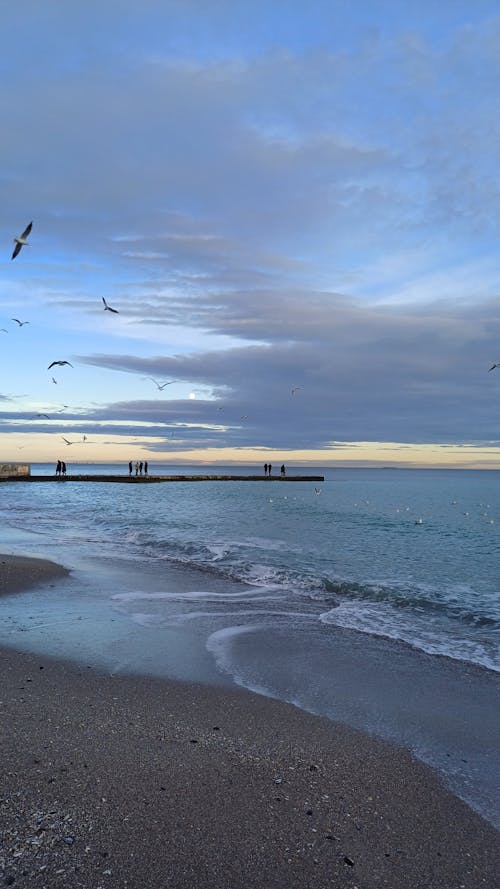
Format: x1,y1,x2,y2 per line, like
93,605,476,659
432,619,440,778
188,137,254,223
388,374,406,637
488,363,500,372
36,413,50,419
148,378,178,390
291,386,303,395
0,328,8,333
102,297,119,314
314,487,322,495
51,377,58,384
61,436,73,446
240,414,248,419
12,318,29,326
11,222,32,260
48,360,73,370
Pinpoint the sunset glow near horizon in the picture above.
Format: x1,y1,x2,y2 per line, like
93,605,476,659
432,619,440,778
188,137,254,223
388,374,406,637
2,2,500,469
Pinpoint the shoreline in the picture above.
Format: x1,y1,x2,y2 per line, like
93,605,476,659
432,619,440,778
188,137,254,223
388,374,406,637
0,553,69,596
0,554,498,887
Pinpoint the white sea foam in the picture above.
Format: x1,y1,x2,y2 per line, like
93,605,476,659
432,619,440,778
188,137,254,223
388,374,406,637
320,602,500,672
206,624,279,697
111,588,285,604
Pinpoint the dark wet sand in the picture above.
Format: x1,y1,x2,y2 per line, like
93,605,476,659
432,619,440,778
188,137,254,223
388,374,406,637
1,555,498,888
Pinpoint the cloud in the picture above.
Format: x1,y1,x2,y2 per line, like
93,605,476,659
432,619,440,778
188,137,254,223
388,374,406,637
2,6,500,460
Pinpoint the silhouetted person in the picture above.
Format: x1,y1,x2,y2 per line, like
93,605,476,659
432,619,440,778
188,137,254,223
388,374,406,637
264,463,268,476
268,464,272,476
139,461,143,475
129,461,132,476
135,461,139,476
144,461,148,475
56,460,61,476
280,464,286,477
61,461,67,476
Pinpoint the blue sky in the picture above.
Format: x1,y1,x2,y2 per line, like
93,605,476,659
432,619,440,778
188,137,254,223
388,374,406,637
2,1,500,467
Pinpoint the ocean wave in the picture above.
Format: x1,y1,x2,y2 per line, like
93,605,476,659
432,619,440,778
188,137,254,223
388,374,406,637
320,601,500,672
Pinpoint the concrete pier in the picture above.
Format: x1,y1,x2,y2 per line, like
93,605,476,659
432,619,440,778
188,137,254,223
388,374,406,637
1,474,324,484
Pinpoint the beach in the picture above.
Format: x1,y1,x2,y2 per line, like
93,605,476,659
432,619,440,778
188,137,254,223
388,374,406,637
1,555,498,889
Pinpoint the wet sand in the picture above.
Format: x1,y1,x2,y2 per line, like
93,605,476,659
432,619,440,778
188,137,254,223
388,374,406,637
0,553,69,595
1,555,498,888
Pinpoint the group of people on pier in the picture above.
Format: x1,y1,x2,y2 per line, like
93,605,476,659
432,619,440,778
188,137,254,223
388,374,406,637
264,463,286,477
55,460,67,476
129,460,148,476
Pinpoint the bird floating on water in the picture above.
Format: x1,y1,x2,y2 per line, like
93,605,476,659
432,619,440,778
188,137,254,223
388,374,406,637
48,360,73,370
12,318,29,327
11,222,32,260
102,297,119,314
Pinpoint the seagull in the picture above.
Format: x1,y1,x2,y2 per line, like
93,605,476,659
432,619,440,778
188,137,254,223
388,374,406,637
51,377,58,384
0,328,8,333
488,363,500,372
148,378,178,390
102,297,119,314
314,487,322,495
11,222,32,260
291,386,303,395
48,360,73,370
12,318,29,326
36,413,50,419
61,436,73,446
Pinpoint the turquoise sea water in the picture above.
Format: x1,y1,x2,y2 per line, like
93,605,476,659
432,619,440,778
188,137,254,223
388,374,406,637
1,464,499,826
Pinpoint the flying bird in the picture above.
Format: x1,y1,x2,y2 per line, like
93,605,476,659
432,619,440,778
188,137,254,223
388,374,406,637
36,413,50,419
488,363,500,372
102,297,119,314
48,360,73,370
291,386,303,395
61,436,73,446
51,377,58,384
11,222,32,259
0,328,8,333
12,318,29,326
148,378,178,390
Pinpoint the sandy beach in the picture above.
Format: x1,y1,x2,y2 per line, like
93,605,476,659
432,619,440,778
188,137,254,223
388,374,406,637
1,555,498,889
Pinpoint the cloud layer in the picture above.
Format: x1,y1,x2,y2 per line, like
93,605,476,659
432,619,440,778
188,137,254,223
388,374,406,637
2,3,500,460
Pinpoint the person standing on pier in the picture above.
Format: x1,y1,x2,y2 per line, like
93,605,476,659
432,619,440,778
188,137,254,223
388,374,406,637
268,463,272,476
144,461,148,475
61,461,67,476
280,464,286,477
55,460,61,476
128,461,132,476
139,461,143,475
135,461,139,476
264,463,268,476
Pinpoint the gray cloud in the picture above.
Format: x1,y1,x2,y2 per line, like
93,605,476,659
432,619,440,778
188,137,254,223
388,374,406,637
3,7,500,457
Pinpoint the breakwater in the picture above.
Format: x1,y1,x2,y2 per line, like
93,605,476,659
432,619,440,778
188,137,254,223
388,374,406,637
2,474,324,484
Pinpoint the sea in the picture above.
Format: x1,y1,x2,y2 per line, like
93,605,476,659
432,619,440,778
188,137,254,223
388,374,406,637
1,464,499,828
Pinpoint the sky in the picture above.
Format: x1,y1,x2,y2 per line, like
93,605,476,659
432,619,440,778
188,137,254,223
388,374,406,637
2,0,500,468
